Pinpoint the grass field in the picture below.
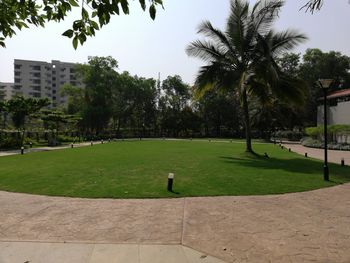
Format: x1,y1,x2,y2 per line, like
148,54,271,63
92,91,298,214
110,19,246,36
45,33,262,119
0,140,349,198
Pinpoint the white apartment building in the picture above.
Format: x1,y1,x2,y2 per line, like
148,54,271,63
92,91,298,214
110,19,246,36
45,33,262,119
0,82,16,101
13,59,83,107
317,88,350,125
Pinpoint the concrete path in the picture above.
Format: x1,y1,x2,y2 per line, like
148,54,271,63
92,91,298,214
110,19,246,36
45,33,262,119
0,141,97,157
1,183,350,263
0,242,224,263
282,143,350,165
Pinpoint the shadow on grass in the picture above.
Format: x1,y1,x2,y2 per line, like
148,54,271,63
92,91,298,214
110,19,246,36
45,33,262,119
219,154,350,176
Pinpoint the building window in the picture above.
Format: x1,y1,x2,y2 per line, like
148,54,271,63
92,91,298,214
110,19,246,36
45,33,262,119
31,79,41,84
15,71,21,76
14,85,22,90
15,78,21,83
14,64,22,69
30,65,41,70
31,86,41,91
61,68,66,72
31,72,41,78
53,96,56,100
53,90,56,94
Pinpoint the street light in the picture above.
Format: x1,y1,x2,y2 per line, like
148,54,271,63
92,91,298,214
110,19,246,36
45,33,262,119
318,79,333,181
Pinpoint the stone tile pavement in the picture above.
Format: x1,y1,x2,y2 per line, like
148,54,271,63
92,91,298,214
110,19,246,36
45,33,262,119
0,242,225,263
1,183,350,262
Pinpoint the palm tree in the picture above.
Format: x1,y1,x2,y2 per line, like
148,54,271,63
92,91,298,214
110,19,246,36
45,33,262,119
186,0,307,153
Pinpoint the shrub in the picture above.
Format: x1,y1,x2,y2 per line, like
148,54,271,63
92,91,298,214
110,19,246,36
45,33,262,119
57,135,79,143
275,130,304,141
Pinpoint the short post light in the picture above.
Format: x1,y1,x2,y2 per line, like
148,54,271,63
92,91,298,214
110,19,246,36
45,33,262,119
318,79,333,181
167,173,175,192
341,158,345,167
71,143,74,148
21,146,24,155
91,141,93,146
29,142,33,148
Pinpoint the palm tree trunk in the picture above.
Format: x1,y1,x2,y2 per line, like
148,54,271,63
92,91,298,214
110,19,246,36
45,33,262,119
242,89,253,153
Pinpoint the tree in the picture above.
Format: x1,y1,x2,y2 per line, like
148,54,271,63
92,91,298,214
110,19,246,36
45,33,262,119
60,84,85,115
195,90,240,137
0,0,163,49
159,75,191,137
76,56,118,134
6,96,50,145
277,53,301,77
299,48,350,125
186,0,307,153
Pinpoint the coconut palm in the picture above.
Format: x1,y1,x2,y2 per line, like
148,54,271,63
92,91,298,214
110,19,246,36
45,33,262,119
186,0,308,153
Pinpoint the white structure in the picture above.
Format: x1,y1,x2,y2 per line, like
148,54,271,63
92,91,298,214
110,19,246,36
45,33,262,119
317,89,350,125
13,59,83,107
0,82,15,101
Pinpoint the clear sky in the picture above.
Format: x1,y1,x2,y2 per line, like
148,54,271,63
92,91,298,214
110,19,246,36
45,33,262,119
0,0,349,84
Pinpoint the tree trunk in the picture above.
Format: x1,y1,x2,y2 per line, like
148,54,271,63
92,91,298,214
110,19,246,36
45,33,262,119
242,89,253,153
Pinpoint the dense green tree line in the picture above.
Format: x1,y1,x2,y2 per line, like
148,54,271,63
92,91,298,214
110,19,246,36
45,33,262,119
0,46,348,149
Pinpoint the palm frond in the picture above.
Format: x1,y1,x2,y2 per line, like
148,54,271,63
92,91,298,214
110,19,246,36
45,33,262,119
226,0,250,56
250,0,284,36
186,39,228,62
270,30,308,55
193,62,239,98
197,20,239,59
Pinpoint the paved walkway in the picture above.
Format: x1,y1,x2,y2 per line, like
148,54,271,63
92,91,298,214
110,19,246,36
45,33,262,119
282,143,350,165
1,183,350,262
0,242,224,263
0,141,97,157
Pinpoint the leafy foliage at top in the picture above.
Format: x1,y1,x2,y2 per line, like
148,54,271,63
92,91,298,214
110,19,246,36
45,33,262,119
0,0,163,49
301,0,323,13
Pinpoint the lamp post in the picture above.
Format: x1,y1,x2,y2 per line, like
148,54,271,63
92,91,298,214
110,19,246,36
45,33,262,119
318,79,333,181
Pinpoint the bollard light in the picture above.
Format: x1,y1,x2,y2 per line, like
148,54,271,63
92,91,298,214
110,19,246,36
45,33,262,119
305,153,308,158
101,140,104,144
108,138,111,143
91,141,93,146
167,173,175,192
341,158,345,166
289,148,291,152
29,142,33,148
21,146,24,155
71,143,74,148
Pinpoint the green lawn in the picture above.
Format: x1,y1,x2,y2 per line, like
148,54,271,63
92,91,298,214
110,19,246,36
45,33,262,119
0,140,349,198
